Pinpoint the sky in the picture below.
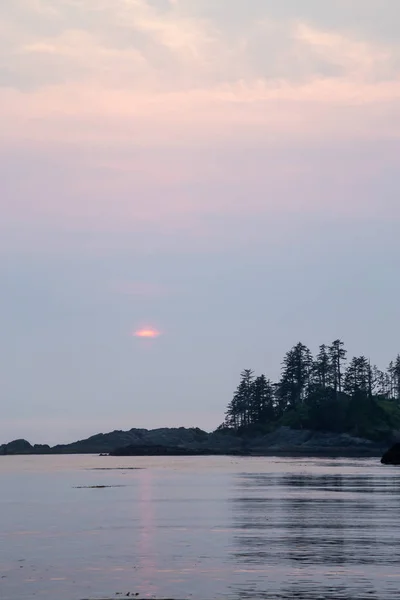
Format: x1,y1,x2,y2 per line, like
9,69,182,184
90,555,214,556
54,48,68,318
1,0,400,445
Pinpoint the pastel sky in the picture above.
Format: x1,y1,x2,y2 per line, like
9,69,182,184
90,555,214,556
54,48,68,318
1,0,399,444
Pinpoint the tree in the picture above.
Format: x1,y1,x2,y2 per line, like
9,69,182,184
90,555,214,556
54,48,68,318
394,356,400,402
343,356,370,397
329,339,347,397
313,344,331,390
373,366,389,399
225,369,254,430
250,375,275,424
278,343,313,409
239,369,255,427
222,340,400,440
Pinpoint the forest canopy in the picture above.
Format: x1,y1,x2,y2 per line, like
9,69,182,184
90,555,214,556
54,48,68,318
221,340,400,441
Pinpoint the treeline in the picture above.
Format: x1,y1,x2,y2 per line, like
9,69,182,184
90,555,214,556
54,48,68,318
221,341,400,439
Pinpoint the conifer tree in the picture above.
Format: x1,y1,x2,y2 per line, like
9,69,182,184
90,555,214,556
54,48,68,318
394,356,400,401
343,356,370,396
329,339,347,397
250,375,275,424
278,343,313,409
313,344,331,390
222,340,400,436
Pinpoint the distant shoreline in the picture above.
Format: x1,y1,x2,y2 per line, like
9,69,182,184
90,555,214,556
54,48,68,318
0,425,388,459
0,448,385,459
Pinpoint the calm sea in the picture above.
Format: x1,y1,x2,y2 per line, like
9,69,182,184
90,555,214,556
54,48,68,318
0,454,399,600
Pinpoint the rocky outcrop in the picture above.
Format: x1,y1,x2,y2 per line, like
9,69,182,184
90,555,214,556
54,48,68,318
0,439,51,455
0,426,387,457
381,443,400,465
0,439,32,455
50,427,212,454
248,427,382,455
33,444,51,453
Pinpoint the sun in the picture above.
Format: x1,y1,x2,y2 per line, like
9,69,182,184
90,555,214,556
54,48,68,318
133,328,161,339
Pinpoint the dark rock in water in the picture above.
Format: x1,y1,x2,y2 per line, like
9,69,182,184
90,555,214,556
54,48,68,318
109,444,223,456
381,443,400,465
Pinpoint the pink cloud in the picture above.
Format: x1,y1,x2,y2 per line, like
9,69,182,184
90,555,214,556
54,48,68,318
1,9,400,247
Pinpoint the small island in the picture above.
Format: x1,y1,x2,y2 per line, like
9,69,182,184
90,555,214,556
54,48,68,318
1,339,400,458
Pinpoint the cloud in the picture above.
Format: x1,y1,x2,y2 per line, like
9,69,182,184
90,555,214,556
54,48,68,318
2,74,400,152
295,22,396,81
115,0,215,58
3,1,398,91
0,0,223,90
1,0,399,241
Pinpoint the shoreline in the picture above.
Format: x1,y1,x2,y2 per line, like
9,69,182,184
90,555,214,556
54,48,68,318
0,448,385,458
1,426,390,459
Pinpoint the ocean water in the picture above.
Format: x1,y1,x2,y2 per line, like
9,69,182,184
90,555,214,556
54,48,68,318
0,454,399,600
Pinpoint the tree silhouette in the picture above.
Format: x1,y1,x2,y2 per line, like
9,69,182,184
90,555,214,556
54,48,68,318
329,339,347,397
225,369,254,429
278,343,313,410
344,356,370,397
313,344,331,390
393,356,400,401
251,375,275,424
222,340,400,440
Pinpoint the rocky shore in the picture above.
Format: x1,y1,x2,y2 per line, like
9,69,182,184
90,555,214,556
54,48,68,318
0,426,389,457
381,443,400,465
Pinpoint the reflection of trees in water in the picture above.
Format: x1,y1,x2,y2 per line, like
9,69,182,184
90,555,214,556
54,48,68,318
281,473,348,567
228,471,388,599
229,473,283,564
229,583,379,600
277,581,378,600
230,473,385,567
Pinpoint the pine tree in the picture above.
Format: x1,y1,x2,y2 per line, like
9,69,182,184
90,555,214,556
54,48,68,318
313,344,331,390
344,356,370,396
393,356,400,402
222,340,400,437
240,369,254,427
373,366,388,398
225,369,254,430
278,343,313,409
329,339,347,397
250,375,275,424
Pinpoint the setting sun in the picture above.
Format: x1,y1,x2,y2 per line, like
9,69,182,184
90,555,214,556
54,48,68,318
133,328,161,339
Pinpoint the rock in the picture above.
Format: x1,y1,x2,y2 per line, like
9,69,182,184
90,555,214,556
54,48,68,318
33,444,50,453
51,427,211,454
241,426,381,455
0,440,51,455
381,443,400,464
0,426,388,457
1,439,33,454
